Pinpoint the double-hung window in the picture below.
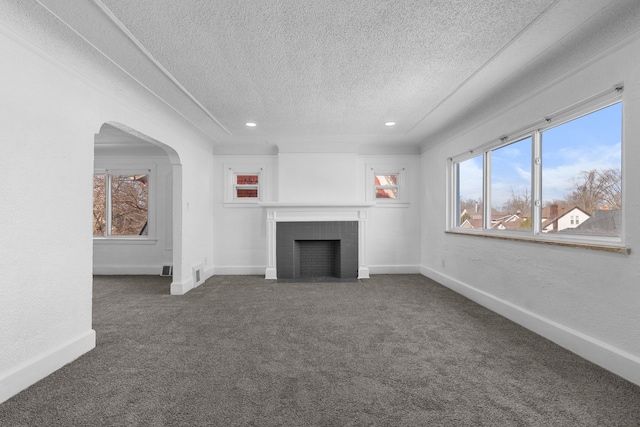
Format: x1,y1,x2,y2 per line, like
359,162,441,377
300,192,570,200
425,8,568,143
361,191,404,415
224,164,265,205
93,171,149,237
367,163,409,205
234,174,259,199
450,88,623,245
375,174,399,199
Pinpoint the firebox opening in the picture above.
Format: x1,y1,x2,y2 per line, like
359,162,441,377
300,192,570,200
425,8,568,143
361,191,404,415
275,221,358,281
295,240,341,279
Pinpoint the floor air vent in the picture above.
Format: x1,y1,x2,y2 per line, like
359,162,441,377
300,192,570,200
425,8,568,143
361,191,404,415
161,265,173,276
193,263,205,287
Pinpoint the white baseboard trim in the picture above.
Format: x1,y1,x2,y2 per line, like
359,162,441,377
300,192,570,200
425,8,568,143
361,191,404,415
212,266,267,275
368,265,422,275
421,266,640,387
204,266,215,281
358,267,370,279
211,265,421,278
0,329,96,404
170,278,193,295
93,265,161,275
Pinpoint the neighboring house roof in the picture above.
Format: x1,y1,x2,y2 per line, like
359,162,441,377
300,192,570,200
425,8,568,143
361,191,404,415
541,206,590,230
460,217,483,229
540,203,573,221
492,214,521,223
492,218,530,230
562,209,621,236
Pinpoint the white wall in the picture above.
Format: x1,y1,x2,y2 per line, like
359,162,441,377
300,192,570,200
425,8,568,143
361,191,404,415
0,32,96,404
212,152,421,275
421,35,640,386
212,155,278,274
359,155,422,273
278,152,358,203
0,5,216,402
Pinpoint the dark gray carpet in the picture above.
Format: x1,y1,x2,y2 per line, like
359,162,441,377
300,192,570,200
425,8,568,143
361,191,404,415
2,274,639,426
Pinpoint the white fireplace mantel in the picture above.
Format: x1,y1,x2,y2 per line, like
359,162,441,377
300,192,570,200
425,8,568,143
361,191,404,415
259,202,375,280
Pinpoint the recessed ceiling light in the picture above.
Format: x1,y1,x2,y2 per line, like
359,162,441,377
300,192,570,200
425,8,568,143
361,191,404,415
384,121,396,127
245,122,257,127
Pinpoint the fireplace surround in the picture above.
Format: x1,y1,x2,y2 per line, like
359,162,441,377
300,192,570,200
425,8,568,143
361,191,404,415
276,221,358,279
260,202,374,280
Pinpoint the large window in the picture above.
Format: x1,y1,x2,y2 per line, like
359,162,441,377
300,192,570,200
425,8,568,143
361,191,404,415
541,102,622,237
450,90,622,243
93,172,149,237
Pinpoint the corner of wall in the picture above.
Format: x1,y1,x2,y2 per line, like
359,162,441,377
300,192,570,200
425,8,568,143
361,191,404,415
170,278,193,295
0,330,96,404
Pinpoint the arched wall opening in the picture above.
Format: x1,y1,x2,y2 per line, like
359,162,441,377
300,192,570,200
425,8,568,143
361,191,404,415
93,122,182,291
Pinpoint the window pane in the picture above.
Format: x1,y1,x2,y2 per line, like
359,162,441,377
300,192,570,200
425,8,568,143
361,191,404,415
110,174,148,236
375,174,399,199
93,174,107,236
457,155,483,228
236,188,258,198
375,174,398,186
237,175,258,185
541,103,621,237
376,188,398,199
490,137,532,231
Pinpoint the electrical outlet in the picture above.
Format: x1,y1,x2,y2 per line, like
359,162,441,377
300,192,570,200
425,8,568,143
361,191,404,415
441,259,446,268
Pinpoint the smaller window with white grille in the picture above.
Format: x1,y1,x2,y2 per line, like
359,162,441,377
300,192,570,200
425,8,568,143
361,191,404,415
366,164,409,205
224,164,265,205
375,174,399,200
234,174,259,199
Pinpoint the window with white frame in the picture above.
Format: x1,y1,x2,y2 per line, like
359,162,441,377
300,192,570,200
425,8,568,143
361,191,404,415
225,165,264,204
450,88,623,242
375,173,399,199
234,173,259,199
368,164,408,204
93,171,149,237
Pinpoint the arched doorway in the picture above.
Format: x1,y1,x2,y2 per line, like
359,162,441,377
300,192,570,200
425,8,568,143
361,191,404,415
93,122,182,291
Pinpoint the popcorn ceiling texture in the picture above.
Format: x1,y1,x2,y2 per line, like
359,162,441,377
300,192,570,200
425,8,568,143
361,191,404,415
98,0,555,141
15,0,638,149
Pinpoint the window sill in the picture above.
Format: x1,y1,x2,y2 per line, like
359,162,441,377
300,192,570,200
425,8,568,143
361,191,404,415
93,237,158,245
224,202,261,208
373,201,410,208
445,230,630,254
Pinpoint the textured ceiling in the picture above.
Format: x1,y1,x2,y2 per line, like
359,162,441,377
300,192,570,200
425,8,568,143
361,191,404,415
26,0,632,151
98,0,556,147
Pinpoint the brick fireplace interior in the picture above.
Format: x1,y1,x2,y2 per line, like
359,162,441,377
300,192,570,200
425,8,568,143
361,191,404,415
276,221,358,280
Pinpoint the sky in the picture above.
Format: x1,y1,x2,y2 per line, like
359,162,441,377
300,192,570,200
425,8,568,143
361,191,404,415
458,102,622,211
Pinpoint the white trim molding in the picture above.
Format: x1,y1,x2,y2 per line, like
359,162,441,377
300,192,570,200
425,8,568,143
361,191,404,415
0,330,96,404
259,202,375,280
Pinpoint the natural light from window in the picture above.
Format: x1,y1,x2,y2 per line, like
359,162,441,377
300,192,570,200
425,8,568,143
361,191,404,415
451,94,622,244
93,173,149,237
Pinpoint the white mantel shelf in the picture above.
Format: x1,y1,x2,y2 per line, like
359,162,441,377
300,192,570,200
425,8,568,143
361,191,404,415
260,202,374,280
258,202,376,208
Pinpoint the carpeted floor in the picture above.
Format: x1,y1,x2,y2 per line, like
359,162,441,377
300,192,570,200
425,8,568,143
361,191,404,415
2,274,639,426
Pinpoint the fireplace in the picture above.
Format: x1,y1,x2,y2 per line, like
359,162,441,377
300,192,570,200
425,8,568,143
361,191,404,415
259,202,373,280
276,221,358,280
296,240,341,278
